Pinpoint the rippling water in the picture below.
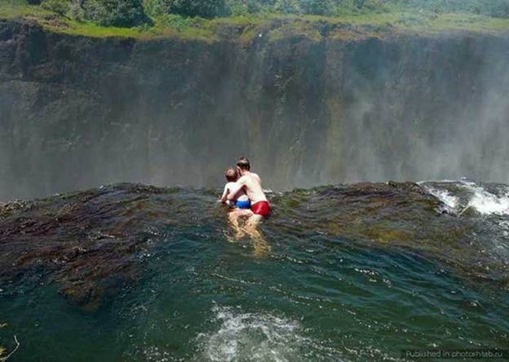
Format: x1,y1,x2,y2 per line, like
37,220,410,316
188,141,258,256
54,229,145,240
0,181,508,361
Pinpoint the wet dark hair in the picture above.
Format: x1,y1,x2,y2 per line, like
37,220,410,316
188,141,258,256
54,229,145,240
236,157,250,171
225,167,238,182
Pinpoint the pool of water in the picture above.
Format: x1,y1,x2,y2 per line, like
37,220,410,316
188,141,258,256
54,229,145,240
1,181,508,361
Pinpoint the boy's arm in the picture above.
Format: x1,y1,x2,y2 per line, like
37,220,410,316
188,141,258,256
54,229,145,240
219,184,229,203
226,177,246,201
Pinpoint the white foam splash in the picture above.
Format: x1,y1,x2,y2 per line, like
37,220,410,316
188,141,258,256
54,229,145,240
143,345,172,362
468,191,509,215
195,306,335,362
460,183,509,216
422,185,459,210
421,181,509,216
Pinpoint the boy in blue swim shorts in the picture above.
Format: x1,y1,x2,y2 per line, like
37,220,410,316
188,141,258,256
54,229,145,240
220,167,254,238
220,167,251,209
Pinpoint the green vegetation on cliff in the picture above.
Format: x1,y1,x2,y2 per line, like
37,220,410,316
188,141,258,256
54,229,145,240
1,0,508,40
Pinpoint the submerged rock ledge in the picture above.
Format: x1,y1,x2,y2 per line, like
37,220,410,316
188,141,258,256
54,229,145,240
0,182,507,310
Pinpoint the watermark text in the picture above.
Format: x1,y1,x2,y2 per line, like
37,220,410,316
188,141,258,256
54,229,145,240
401,349,509,359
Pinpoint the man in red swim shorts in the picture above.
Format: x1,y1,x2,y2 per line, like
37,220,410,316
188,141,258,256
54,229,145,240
251,198,270,218
227,157,271,227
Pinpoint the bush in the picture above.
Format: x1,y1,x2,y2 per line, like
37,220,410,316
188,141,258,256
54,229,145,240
300,0,333,15
142,0,164,16
41,0,70,15
391,0,509,18
485,0,509,18
163,0,229,18
83,0,151,26
274,0,300,14
70,0,86,20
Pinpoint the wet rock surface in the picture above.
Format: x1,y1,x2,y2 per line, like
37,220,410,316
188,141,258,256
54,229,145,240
0,184,189,310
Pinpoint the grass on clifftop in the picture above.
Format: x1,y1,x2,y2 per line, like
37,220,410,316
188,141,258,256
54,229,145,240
1,1,508,42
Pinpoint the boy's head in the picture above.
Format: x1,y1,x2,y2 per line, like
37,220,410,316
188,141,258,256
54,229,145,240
236,157,250,171
225,167,238,182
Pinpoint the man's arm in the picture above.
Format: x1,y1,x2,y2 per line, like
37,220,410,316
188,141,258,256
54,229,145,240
226,177,247,200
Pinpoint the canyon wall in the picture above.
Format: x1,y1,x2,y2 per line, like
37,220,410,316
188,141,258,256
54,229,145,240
0,20,508,200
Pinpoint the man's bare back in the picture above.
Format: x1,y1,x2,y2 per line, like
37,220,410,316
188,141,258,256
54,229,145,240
235,172,267,204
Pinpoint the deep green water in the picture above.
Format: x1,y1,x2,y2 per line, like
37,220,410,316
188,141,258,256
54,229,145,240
1,181,508,361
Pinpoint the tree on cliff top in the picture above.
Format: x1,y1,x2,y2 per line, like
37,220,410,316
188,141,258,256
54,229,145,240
162,0,229,18
83,0,151,27
300,0,333,15
385,0,509,18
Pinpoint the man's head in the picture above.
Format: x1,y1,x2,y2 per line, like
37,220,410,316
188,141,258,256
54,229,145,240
225,167,238,182
236,157,250,174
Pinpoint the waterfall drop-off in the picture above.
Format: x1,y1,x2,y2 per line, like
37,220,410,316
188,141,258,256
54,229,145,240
1,20,508,200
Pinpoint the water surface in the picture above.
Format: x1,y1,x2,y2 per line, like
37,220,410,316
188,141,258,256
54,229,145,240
1,181,508,361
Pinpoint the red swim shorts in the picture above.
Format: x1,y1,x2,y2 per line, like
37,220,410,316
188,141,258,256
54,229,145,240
251,201,271,218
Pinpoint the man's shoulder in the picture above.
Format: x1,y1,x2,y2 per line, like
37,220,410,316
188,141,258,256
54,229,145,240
250,172,261,181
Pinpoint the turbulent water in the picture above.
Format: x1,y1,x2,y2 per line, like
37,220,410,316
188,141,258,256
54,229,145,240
0,180,508,361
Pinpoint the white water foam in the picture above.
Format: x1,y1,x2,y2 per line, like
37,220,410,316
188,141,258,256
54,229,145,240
421,185,459,210
195,305,343,362
460,182,509,216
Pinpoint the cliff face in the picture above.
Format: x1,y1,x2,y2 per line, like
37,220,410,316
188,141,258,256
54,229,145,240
1,20,508,200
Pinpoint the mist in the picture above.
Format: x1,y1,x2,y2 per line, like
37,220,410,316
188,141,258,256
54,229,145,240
0,21,508,200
